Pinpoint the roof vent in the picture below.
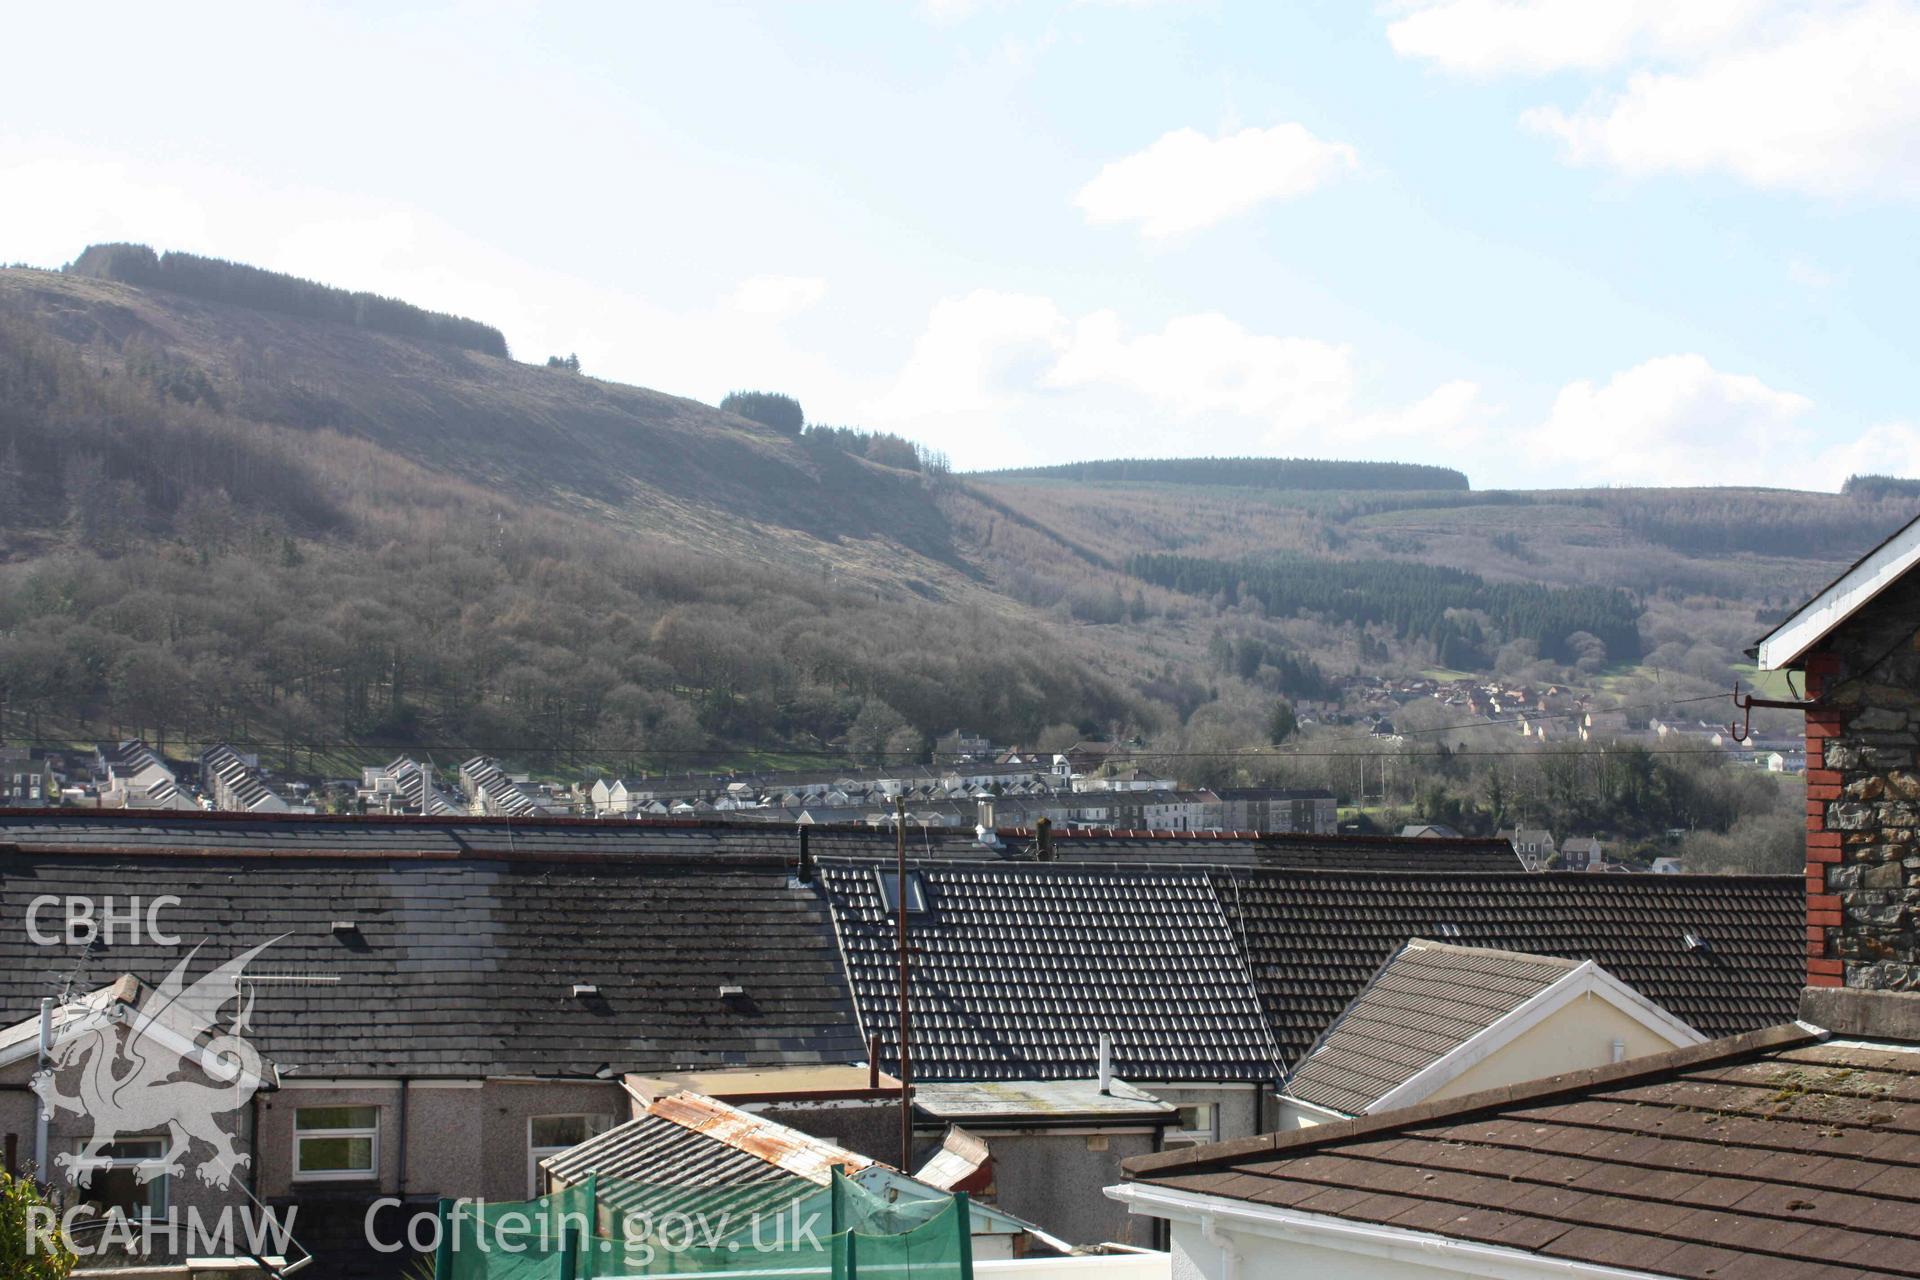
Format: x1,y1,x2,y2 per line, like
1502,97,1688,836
1684,933,1710,953
571,984,599,998
330,920,358,934
719,984,745,998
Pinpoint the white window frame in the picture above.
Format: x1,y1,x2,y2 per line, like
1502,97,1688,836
1165,1102,1217,1149
71,1137,170,1220
292,1105,381,1182
526,1113,613,1197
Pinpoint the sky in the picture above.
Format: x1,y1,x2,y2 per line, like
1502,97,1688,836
2,0,1918,490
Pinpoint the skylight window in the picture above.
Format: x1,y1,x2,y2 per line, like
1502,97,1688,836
875,868,930,914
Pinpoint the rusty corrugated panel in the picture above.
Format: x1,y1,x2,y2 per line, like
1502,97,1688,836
649,1091,872,1184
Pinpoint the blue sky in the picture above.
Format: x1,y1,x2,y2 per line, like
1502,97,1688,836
3,0,1917,489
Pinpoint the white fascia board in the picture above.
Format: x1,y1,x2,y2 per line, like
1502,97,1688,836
1274,1094,1351,1124
1757,516,1920,670
1106,1182,1680,1280
1,1003,269,1094
1583,965,1707,1048
1365,962,1700,1116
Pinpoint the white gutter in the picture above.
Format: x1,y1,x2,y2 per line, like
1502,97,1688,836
1756,513,1920,670
1107,1183,1680,1280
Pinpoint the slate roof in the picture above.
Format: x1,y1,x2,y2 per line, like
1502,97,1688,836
818,860,1284,1083
0,809,1522,873
1215,869,1803,1064
1126,1025,1920,1280
0,816,1803,1090
1033,830,1523,872
1284,939,1581,1116
0,849,864,1077
0,809,921,860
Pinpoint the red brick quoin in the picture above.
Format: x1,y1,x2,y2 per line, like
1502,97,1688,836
1803,651,1844,987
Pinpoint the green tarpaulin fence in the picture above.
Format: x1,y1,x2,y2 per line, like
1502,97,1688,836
437,1171,971,1279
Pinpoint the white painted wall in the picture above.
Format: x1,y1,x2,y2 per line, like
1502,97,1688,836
977,1253,1169,1278
1427,996,1672,1104
1113,1186,1673,1280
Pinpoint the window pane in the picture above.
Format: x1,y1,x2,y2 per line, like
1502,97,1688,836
298,1136,374,1172
99,1139,165,1160
530,1115,608,1147
296,1106,378,1131
875,870,928,912
89,1167,164,1218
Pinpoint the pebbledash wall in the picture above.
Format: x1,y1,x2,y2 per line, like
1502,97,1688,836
1802,572,1920,991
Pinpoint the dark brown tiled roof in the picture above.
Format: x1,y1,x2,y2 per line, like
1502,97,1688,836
1285,940,1582,1115
1218,869,1802,1062
1129,1025,1920,1279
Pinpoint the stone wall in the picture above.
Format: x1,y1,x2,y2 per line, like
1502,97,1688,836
1803,573,1920,991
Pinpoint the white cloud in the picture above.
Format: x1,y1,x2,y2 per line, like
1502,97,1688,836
1074,123,1357,238
1393,1,1920,198
1809,421,1920,489
868,290,1482,470
1787,256,1838,290
1520,354,1814,486
1386,0,1770,76
729,274,827,317
1348,378,1493,448
1522,5,1920,196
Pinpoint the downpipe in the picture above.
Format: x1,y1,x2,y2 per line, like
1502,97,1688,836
1201,1213,1241,1280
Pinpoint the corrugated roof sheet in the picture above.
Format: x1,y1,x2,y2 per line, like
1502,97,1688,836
542,1092,873,1226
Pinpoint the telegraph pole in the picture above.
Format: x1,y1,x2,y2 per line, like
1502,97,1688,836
895,795,913,1172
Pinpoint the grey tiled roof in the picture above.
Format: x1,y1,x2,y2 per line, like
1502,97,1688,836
819,860,1284,1084
1284,940,1581,1116
1217,869,1803,1064
0,851,864,1077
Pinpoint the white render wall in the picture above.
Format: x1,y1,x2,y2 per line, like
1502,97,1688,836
978,1254,1169,1278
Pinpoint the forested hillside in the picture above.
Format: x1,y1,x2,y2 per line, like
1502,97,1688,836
1,247,1915,791
982,456,1468,491
0,260,1143,766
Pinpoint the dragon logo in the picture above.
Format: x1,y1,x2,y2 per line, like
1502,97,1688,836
33,938,283,1190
